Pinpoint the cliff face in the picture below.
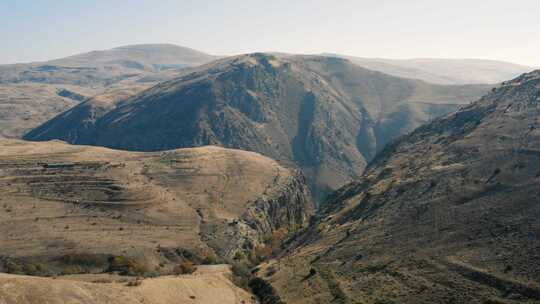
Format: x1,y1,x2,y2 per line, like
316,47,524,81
242,172,313,237
0,139,313,275
201,171,313,259
258,71,540,303
25,53,490,200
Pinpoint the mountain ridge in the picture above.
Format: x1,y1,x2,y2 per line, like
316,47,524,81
325,53,535,85
24,53,491,200
257,70,540,303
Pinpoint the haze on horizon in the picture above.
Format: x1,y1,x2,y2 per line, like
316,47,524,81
1,0,539,66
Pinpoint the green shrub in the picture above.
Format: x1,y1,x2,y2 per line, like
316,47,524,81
231,261,252,288
234,251,246,260
2,258,53,276
173,261,197,275
60,253,108,268
202,254,219,265
4,259,24,274
107,256,148,276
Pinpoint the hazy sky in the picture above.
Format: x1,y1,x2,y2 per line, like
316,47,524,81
1,0,539,66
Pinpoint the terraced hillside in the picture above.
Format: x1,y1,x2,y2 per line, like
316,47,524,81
0,139,312,276
257,71,540,303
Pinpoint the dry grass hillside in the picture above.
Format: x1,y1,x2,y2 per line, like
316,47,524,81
0,265,255,304
0,139,312,276
257,71,540,303
0,83,151,138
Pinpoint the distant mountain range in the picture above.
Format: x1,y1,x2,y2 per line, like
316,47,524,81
0,139,312,275
325,54,535,85
48,44,217,70
1,44,531,140
25,53,491,199
0,44,217,85
0,44,217,138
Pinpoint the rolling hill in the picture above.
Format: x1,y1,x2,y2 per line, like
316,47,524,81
0,139,312,276
48,44,217,70
0,44,216,86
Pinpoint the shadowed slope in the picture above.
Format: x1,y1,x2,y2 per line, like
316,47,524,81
0,44,217,138
259,71,540,303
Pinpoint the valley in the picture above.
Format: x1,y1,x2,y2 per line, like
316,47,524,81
0,37,538,304
257,70,540,304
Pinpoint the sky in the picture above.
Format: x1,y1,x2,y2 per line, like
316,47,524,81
1,0,539,66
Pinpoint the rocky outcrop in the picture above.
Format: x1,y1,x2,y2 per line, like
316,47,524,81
199,170,313,259
241,172,313,238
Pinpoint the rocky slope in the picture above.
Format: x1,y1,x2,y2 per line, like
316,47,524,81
0,139,312,276
327,54,534,85
25,53,491,199
257,71,540,303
